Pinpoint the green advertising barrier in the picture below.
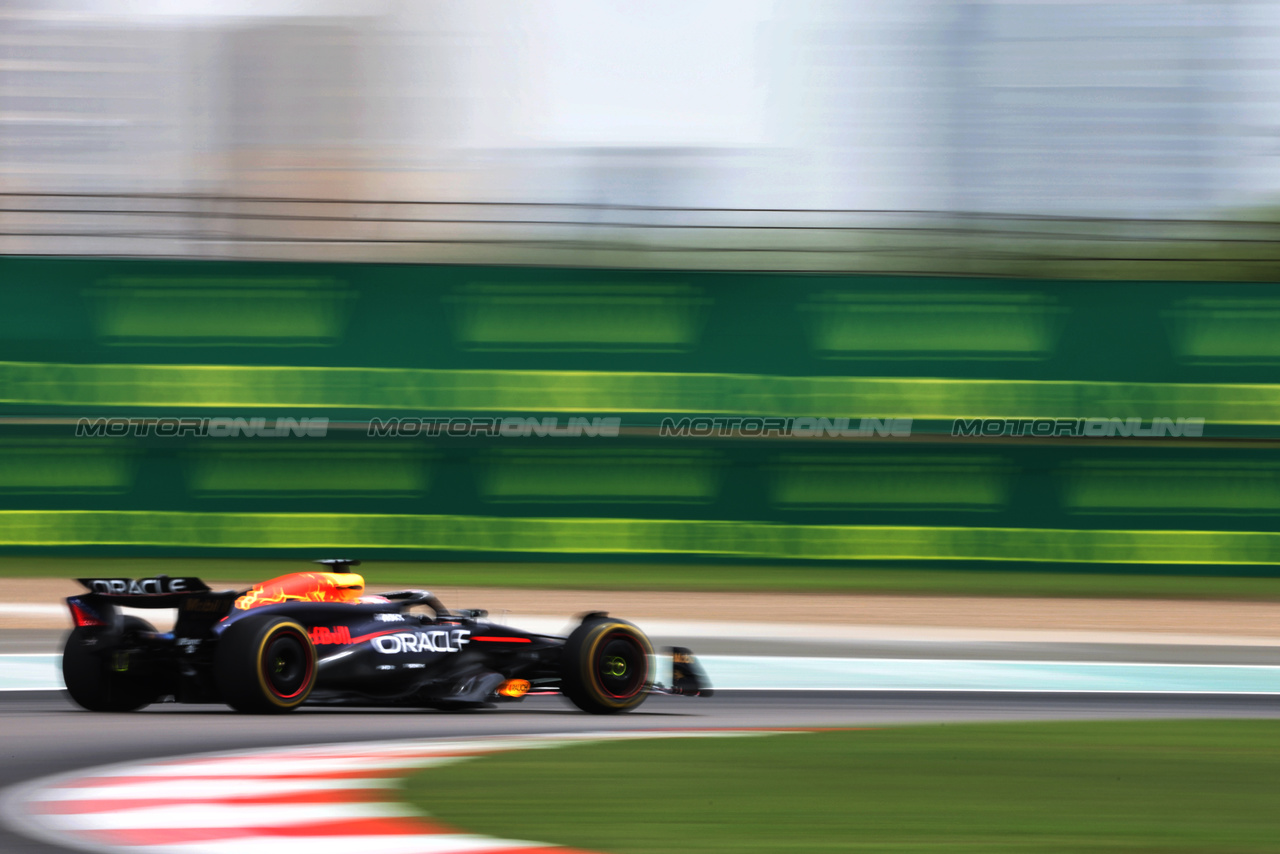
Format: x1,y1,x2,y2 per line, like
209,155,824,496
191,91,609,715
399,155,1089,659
2,361,1280,424
2,510,1279,565
0,431,1277,565
1,256,1278,566
2,256,1279,394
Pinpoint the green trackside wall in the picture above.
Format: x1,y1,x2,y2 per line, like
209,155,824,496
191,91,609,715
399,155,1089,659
1,256,1279,569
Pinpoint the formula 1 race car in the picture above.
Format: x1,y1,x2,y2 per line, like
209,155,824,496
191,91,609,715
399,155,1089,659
60,560,710,715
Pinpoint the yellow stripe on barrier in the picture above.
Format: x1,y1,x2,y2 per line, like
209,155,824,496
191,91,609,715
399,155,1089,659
1,510,1278,564
3,361,1280,423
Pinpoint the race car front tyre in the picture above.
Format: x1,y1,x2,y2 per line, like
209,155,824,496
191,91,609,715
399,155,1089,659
215,616,317,714
560,617,654,714
62,616,162,712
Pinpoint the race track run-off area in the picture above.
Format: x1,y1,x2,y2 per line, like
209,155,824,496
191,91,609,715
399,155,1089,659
1,730,776,854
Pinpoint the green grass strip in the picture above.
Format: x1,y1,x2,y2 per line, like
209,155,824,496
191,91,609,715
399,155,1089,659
7,555,1280,599
3,510,1280,565
404,722,1280,854
3,360,1280,422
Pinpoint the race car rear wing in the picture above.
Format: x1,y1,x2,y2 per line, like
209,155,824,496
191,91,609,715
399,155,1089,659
69,576,242,631
76,575,211,606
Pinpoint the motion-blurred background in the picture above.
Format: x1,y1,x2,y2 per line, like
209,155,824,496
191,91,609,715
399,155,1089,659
2,0,1280,575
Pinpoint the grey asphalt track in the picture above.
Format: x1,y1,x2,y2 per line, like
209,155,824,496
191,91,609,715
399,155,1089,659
3,688,1280,853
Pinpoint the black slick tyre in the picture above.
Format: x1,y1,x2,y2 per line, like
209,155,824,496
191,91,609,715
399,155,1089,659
215,616,316,713
62,616,161,712
560,618,654,714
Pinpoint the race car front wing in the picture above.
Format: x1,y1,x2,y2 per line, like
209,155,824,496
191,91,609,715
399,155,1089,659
651,646,713,697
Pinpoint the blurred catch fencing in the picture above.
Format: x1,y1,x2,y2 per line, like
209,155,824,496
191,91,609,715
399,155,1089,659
4,192,1280,281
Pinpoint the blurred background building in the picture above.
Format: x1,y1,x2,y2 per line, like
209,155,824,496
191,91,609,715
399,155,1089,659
5,0,1280,269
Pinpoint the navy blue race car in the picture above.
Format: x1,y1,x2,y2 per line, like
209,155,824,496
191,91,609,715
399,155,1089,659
61,560,710,715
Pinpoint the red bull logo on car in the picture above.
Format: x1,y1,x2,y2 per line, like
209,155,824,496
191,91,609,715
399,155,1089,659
310,626,352,645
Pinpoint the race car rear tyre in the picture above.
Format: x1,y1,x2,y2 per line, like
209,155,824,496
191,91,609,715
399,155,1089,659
560,618,653,714
62,616,162,712
215,616,316,714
